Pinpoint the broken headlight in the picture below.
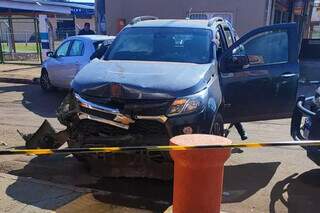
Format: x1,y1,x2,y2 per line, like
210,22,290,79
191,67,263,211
167,89,207,117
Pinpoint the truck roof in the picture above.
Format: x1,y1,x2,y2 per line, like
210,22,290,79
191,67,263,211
130,19,217,30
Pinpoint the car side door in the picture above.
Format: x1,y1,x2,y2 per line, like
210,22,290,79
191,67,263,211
46,40,72,87
220,23,299,123
65,39,87,87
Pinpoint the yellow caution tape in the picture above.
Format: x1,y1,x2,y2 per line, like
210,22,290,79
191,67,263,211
0,140,319,156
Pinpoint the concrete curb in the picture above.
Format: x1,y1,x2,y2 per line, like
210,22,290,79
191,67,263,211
0,77,39,85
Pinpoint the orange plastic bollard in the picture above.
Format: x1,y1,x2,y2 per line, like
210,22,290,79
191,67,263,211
169,134,232,213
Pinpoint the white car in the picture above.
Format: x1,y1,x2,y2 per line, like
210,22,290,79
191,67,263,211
40,35,115,91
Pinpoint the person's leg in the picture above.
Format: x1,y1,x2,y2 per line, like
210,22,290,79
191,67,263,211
234,123,248,140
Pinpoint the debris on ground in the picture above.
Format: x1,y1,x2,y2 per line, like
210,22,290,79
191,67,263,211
18,120,69,149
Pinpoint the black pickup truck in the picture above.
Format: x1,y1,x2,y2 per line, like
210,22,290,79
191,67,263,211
57,17,299,163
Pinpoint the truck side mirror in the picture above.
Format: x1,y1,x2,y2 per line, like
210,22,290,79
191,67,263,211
230,54,249,69
232,45,245,55
220,44,249,73
221,54,249,72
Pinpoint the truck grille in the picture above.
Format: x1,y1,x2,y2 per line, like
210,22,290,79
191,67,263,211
78,119,168,136
130,120,168,135
76,119,170,146
79,94,172,116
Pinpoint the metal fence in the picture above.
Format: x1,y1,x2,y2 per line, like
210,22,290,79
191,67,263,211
0,17,41,64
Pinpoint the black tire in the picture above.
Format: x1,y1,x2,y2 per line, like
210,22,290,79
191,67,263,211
211,113,225,136
40,69,55,91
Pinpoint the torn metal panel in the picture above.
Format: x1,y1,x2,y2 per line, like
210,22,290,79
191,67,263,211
19,120,69,149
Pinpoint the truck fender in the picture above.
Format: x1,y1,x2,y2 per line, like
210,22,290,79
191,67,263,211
207,97,223,134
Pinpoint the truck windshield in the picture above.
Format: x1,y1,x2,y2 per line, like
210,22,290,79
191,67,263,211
105,27,213,64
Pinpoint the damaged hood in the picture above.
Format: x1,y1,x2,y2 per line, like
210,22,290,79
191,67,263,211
72,59,213,99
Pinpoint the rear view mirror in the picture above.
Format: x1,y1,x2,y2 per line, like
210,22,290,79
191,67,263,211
46,51,54,57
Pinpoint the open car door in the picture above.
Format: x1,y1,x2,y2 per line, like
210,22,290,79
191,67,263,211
220,23,299,123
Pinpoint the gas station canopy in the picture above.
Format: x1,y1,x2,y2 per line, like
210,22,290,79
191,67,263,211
0,0,94,14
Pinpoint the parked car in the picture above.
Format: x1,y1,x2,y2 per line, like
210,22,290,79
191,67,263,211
57,17,299,164
40,35,115,91
291,87,320,165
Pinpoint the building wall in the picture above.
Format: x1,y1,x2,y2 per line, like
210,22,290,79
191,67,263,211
75,17,96,34
105,0,269,36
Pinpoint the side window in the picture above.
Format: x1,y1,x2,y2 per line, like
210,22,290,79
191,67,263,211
55,41,71,57
69,40,84,56
223,28,234,48
235,30,288,66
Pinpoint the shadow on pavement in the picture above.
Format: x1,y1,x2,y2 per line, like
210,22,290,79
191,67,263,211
4,155,95,211
87,177,173,212
4,155,281,212
4,175,82,211
80,162,280,211
0,83,66,117
7,155,94,185
223,162,281,203
270,169,320,213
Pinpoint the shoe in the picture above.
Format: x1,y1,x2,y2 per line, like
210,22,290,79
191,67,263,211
231,148,244,154
241,134,248,141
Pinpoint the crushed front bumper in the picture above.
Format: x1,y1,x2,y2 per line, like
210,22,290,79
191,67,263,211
73,93,211,147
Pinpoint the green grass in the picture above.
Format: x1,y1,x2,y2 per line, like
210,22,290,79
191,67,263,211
1,42,38,53
0,41,63,54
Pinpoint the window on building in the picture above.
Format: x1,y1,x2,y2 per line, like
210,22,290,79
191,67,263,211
282,11,289,23
189,13,208,20
307,1,320,38
274,9,283,24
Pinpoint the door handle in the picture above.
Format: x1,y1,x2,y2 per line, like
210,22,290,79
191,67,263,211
281,73,297,78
